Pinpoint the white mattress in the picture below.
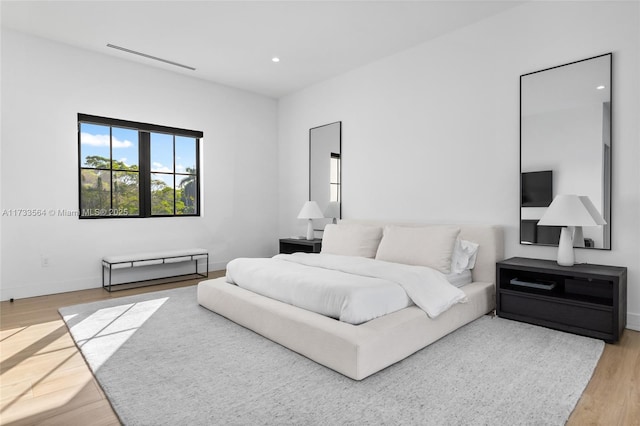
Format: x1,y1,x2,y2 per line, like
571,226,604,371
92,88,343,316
225,253,467,325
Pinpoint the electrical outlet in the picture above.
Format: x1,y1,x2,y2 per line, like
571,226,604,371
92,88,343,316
41,256,50,267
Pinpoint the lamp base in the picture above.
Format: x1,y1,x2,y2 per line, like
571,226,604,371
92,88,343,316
573,226,585,247
557,227,575,266
306,220,314,240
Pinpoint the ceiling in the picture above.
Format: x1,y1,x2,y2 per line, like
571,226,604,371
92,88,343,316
1,1,522,98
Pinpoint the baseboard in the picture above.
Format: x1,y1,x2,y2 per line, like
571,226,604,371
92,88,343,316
0,261,228,302
627,312,640,332
0,276,96,301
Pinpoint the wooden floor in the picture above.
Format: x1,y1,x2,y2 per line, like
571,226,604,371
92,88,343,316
1,274,638,425
0,272,224,426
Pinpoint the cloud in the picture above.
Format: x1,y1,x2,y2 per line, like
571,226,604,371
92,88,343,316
113,138,133,148
81,132,133,148
152,162,172,173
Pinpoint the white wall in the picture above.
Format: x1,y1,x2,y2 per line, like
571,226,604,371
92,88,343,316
278,2,640,329
0,28,3,294
1,29,279,300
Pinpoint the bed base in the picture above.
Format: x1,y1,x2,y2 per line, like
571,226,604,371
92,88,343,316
198,278,494,380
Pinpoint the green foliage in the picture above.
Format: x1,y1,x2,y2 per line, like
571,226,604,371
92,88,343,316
84,155,139,172
81,156,196,216
178,168,197,215
80,169,111,212
113,172,139,214
81,156,139,215
151,181,174,215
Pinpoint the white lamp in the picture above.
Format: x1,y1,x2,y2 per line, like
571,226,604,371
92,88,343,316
297,201,324,240
537,195,606,266
324,202,340,224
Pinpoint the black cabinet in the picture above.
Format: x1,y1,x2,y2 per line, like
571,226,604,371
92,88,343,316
496,257,626,343
279,238,322,254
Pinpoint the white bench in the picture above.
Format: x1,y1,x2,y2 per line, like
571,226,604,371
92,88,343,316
102,248,209,292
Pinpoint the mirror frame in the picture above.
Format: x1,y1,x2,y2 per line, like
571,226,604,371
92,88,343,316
309,121,342,231
519,53,612,250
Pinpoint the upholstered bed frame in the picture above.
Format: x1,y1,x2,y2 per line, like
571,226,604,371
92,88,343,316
198,222,503,380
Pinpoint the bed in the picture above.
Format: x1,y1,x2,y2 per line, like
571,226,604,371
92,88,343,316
198,220,503,380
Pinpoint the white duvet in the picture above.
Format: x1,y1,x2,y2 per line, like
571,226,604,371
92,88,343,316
225,253,467,324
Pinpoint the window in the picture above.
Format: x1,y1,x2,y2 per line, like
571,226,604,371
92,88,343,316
78,114,202,218
150,132,198,215
330,152,341,203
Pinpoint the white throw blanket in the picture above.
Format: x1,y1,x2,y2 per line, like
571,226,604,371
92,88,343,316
226,253,467,324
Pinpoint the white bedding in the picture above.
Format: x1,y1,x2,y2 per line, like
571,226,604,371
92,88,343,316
446,269,472,288
225,253,467,325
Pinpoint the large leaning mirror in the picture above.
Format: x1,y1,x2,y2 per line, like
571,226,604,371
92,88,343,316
520,53,611,249
310,121,341,231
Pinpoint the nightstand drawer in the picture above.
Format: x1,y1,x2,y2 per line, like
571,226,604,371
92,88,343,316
500,292,613,334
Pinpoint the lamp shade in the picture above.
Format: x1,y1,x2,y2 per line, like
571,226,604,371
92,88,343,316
297,201,324,220
324,202,340,219
537,195,606,227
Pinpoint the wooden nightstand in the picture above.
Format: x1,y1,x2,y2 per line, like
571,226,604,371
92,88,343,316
279,238,322,254
496,257,627,343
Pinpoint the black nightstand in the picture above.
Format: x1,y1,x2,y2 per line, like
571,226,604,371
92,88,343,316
279,238,322,254
496,257,627,343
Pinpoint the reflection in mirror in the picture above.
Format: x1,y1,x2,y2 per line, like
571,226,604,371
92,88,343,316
520,53,611,249
310,122,341,231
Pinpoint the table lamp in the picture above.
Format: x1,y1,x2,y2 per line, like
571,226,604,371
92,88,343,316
298,201,324,240
324,202,340,224
537,194,606,266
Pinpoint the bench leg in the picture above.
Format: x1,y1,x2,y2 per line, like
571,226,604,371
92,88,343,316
102,264,113,292
194,254,209,278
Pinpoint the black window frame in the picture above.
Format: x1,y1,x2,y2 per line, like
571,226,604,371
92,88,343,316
78,113,203,219
329,152,341,203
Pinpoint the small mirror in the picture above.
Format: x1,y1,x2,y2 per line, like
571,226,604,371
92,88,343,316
309,122,341,231
520,54,611,249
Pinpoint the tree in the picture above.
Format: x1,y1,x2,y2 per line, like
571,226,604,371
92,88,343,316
81,155,139,214
178,167,197,214
151,178,174,215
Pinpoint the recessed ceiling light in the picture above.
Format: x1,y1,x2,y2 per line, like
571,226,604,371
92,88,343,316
272,57,280,63
596,85,605,90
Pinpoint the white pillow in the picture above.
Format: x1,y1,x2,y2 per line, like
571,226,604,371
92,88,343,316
450,239,480,274
374,225,461,273
445,269,473,288
321,224,383,258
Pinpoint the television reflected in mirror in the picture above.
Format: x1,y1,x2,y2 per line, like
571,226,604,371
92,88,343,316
520,53,611,249
521,171,553,207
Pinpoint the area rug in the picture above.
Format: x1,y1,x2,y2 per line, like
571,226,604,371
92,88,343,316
60,285,604,426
